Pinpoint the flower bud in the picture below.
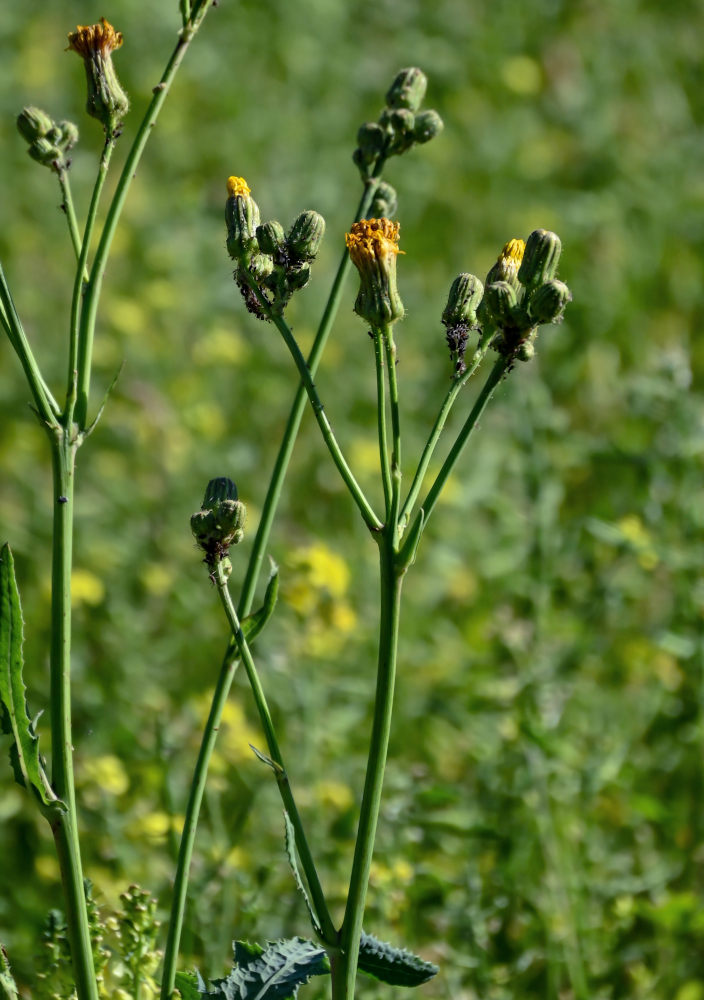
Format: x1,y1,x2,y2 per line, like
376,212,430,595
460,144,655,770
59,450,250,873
67,19,129,136
518,229,562,290
413,109,444,144
346,218,405,328
256,220,285,255
486,238,526,291
17,106,54,144
442,273,484,328
249,253,274,282
286,211,325,263
516,339,535,362
528,279,572,325
357,122,386,156
225,176,261,263
484,281,518,327
386,68,427,112
370,181,398,219
192,477,247,565
287,263,312,291
389,109,415,134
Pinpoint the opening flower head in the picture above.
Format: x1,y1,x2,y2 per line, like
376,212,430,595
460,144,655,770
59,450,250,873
227,176,252,199
486,237,526,289
67,18,128,135
345,219,405,328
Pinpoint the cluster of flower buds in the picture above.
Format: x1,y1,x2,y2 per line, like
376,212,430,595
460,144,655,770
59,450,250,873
443,230,571,369
16,107,78,172
353,67,444,181
225,177,325,319
115,885,161,993
191,477,247,573
346,218,405,328
67,18,129,136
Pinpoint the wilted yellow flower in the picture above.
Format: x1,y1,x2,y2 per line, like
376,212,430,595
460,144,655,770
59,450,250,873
67,18,128,134
345,218,405,327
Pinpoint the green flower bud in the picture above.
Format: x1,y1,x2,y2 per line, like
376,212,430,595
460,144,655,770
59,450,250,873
442,273,484,328
67,19,129,136
413,109,444,144
192,477,247,565
357,122,386,155
286,210,325,263
484,281,518,327
516,339,535,362
249,253,274,282
528,279,572,325
386,67,427,112
370,181,398,219
389,108,415,134
225,176,261,262
60,121,79,150
17,106,54,143
256,220,285,255
518,229,562,290
352,146,374,176
287,263,312,291
346,218,405,328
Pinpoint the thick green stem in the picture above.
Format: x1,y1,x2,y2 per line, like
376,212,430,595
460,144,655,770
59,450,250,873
381,326,401,546
215,565,337,945
48,433,98,1000
372,329,392,519
334,540,403,1000
403,356,508,551
56,168,86,273
74,9,213,429
398,343,492,533
67,138,115,425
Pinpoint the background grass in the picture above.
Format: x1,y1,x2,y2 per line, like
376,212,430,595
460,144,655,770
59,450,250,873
1,0,703,997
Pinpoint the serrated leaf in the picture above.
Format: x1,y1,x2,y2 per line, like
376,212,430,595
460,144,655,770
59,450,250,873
210,937,329,1000
358,932,438,987
0,544,55,807
283,811,321,936
175,971,205,999
241,561,279,645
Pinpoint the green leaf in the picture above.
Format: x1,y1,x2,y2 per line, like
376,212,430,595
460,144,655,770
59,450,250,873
283,811,321,936
358,933,438,987
210,937,330,1000
0,544,56,808
0,944,19,1000
175,970,207,999
241,561,279,645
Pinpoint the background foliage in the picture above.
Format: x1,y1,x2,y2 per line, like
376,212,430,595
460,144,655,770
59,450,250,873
1,0,703,997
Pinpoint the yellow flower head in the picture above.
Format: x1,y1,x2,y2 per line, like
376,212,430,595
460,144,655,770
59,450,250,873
67,18,128,134
345,219,405,327
498,238,526,267
67,18,123,57
345,218,402,267
487,237,526,289
227,176,252,198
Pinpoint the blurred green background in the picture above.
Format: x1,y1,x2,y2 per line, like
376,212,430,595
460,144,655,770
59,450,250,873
1,0,703,996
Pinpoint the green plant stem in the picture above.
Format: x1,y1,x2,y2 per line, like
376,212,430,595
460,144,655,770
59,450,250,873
160,177,383,997
248,287,382,533
67,138,115,425
334,538,403,1000
0,265,59,426
398,343,492,533
215,563,337,945
74,8,213,429
48,431,98,1000
372,329,392,519
56,167,86,272
238,174,383,615
404,355,508,551
381,325,401,545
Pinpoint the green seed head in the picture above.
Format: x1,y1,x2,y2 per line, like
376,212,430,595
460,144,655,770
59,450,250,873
518,229,562,290
386,67,428,112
